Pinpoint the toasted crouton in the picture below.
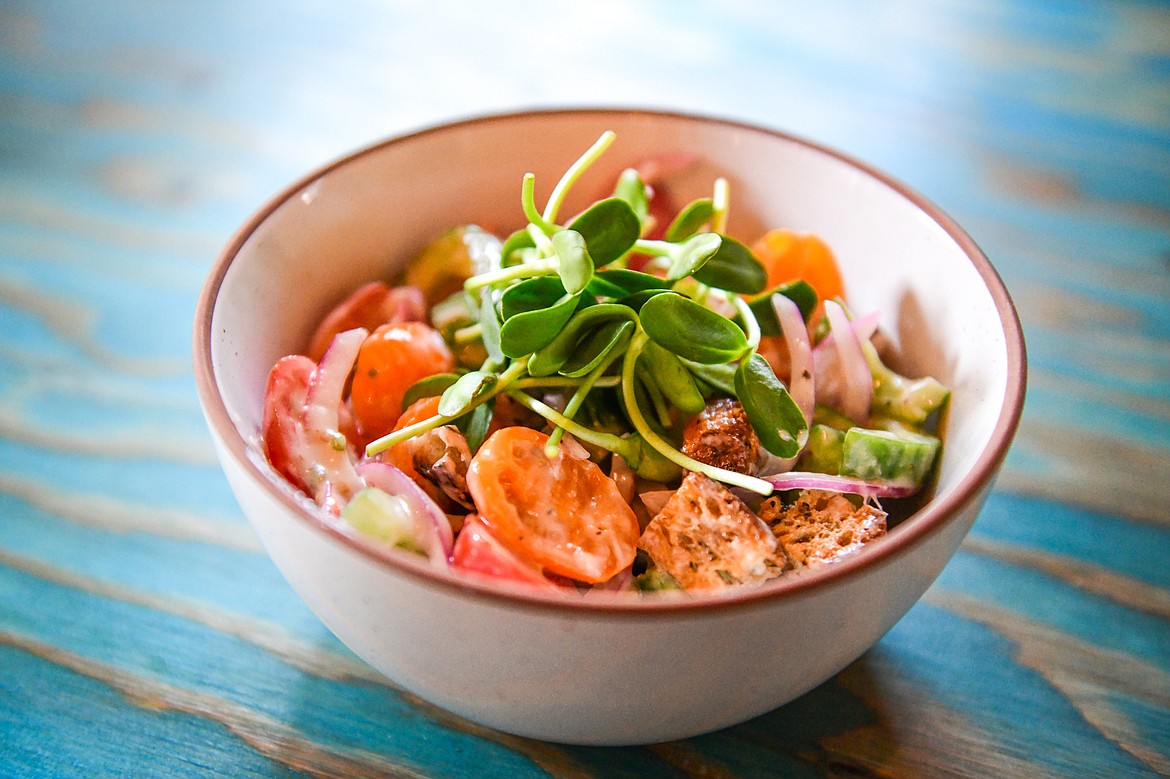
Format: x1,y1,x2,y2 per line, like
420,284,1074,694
682,397,760,475
637,473,778,590
758,489,887,567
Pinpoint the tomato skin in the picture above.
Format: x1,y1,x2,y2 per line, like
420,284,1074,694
350,321,454,439
262,355,316,493
451,515,554,587
751,229,845,322
265,330,367,515
306,282,425,362
467,427,639,584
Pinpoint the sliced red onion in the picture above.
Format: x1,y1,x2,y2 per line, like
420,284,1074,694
772,293,815,426
558,434,591,461
303,327,368,513
812,309,881,357
610,454,636,505
586,565,634,596
851,310,881,342
357,460,454,565
824,301,872,425
638,489,675,517
812,309,882,422
306,327,367,411
764,471,920,499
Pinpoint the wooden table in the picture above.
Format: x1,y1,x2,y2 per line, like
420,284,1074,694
2,1,1167,776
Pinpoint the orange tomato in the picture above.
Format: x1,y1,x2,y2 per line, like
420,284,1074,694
381,395,445,497
350,321,454,438
466,427,639,584
751,229,845,322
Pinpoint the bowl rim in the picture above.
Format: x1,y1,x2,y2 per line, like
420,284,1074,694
193,106,1027,616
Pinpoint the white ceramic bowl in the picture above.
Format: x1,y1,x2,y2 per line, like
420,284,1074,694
194,108,1026,745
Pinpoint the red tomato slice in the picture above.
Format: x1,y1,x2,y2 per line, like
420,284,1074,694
262,354,315,493
262,331,366,515
451,515,554,587
306,282,426,362
466,427,639,584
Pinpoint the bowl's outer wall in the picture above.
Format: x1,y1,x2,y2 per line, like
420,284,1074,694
212,425,992,743
202,109,1022,743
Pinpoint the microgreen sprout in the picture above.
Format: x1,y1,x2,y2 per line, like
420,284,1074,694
386,131,807,496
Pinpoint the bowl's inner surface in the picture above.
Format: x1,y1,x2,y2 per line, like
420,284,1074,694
209,110,1015,577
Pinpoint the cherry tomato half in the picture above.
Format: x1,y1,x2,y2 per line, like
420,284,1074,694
466,427,639,584
751,228,845,322
261,354,316,493
350,321,454,439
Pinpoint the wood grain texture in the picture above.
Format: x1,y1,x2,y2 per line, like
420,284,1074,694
1,0,1167,776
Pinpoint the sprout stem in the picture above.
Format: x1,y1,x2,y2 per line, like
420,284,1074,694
364,359,530,456
506,390,635,461
522,173,557,235
513,375,620,391
464,258,558,292
711,177,730,234
732,294,761,352
453,322,483,344
542,130,616,226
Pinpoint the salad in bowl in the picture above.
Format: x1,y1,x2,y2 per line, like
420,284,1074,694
195,109,1023,743
260,131,950,595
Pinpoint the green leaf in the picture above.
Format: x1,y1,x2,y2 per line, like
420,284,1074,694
616,288,674,313
590,268,671,297
437,370,496,417
692,236,767,294
585,275,631,299
623,433,684,482
748,280,819,336
528,302,637,376
682,358,737,395
612,168,649,226
561,319,635,378
640,293,750,364
457,402,494,453
402,372,461,410
734,353,808,458
552,229,593,295
499,227,537,268
500,276,566,319
664,232,722,282
479,291,505,369
664,198,715,242
641,340,706,415
499,290,582,357
568,197,641,267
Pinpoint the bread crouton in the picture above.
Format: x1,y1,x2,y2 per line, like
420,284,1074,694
758,489,887,567
682,397,760,475
637,472,778,590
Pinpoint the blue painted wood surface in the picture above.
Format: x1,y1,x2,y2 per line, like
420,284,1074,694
1,0,1168,775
